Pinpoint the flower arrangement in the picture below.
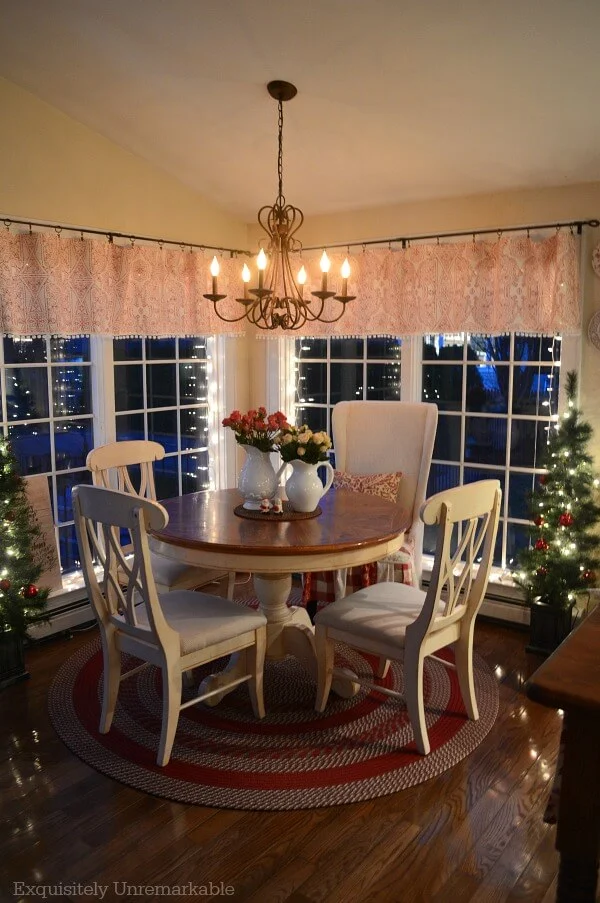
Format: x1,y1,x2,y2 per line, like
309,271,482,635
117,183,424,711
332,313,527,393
222,407,290,453
277,424,332,465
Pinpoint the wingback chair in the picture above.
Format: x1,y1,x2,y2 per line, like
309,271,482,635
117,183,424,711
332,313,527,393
302,400,438,610
87,440,236,598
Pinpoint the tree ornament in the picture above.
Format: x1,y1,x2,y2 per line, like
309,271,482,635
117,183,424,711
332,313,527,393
583,570,596,584
559,512,574,527
533,515,545,527
534,538,549,552
0,579,11,591
539,474,547,485
536,566,548,576
22,584,39,599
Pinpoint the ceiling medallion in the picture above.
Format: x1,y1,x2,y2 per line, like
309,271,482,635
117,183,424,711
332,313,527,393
203,81,355,330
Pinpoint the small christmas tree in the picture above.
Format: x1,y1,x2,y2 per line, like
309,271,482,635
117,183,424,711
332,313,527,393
0,438,49,638
515,371,600,609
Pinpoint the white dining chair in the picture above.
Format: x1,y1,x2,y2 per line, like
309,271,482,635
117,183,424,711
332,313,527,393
72,484,267,766
87,440,236,598
314,479,501,755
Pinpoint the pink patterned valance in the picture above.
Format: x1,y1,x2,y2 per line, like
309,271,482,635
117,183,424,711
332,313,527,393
0,229,580,338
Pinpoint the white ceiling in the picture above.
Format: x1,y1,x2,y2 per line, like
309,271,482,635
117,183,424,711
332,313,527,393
1,0,600,221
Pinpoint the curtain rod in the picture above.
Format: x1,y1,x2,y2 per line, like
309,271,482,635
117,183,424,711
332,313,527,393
1,215,250,256
3,214,599,257
299,218,600,252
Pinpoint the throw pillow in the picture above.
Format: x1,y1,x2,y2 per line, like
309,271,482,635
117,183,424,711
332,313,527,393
333,470,402,503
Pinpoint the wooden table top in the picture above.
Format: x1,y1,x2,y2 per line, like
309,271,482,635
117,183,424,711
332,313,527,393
153,487,409,558
526,604,600,711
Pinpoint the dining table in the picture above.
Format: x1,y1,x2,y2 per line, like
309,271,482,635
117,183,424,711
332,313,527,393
149,487,409,701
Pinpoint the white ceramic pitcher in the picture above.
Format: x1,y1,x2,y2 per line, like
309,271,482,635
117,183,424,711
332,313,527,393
285,459,334,513
238,446,286,510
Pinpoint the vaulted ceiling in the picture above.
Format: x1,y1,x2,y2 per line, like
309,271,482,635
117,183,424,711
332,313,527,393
1,0,599,221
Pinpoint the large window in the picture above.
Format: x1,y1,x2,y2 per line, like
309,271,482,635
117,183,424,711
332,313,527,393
113,337,210,499
294,332,565,573
0,336,94,571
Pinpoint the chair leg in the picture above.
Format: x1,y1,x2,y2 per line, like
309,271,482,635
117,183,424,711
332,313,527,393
157,662,182,767
226,570,236,600
404,646,430,755
315,628,335,712
99,630,121,734
454,629,479,720
248,628,266,719
375,657,391,679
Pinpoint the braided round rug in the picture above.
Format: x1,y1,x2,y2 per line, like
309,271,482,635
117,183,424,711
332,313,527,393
49,600,498,811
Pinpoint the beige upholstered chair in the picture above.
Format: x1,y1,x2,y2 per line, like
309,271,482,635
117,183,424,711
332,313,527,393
72,484,267,766
87,440,236,598
314,480,501,755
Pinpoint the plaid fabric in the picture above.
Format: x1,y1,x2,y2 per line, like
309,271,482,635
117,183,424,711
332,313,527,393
301,536,416,610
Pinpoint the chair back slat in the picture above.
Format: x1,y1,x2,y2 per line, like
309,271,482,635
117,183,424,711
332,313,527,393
73,484,176,648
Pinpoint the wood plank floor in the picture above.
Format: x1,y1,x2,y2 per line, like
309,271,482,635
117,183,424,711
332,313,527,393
0,607,567,903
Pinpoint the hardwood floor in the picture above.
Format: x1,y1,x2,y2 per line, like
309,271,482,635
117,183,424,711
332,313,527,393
1,610,565,903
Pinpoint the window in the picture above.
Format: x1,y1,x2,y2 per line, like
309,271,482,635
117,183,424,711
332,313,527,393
294,336,402,437
423,333,562,569
0,336,94,571
113,337,210,499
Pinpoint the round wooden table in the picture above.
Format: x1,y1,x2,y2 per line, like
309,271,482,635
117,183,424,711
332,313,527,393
150,487,408,700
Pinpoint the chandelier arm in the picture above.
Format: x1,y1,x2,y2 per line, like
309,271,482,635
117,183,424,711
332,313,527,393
211,299,257,324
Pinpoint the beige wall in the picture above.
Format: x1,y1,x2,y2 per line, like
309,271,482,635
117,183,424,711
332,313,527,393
0,77,247,248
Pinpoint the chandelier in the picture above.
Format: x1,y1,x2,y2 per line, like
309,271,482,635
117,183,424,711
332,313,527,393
203,81,355,331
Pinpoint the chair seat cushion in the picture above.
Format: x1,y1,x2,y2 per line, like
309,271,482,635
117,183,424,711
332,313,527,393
129,592,267,656
150,552,226,592
315,582,443,656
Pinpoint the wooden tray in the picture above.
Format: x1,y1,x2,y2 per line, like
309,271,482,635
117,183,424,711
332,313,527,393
234,501,322,521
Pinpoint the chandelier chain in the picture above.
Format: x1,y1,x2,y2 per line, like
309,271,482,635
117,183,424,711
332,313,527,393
277,98,284,204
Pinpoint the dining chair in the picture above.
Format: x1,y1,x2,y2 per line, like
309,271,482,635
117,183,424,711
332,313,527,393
72,484,267,766
87,440,236,598
314,479,501,755
302,400,438,611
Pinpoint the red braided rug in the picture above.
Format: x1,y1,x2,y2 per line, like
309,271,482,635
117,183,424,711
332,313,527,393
48,616,498,811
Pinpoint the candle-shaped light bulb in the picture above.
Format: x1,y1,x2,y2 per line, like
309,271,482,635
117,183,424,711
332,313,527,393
297,265,307,298
257,248,267,290
210,256,220,295
341,258,351,296
241,263,251,299
320,251,330,292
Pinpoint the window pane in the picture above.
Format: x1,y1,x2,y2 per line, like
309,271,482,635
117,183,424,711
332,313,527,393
433,414,461,462
180,408,208,451
114,365,144,411
146,338,176,360
463,467,505,495
52,366,91,417
154,455,180,500
510,420,550,468
366,337,401,360
179,337,208,359
59,524,81,571
465,416,507,465
466,364,508,413
8,423,51,474
296,362,327,404
424,464,460,556
179,362,208,403
366,363,400,400
295,338,327,359
512,365,559,416
331,363,363,404
467,335,511,363
113,338,143,361
422,365,462,410
116,412,145,442
54,419,93,470
295,406,327,434
148,409,178,454
423,334,464,360
146,363,176,408
56,470,92,523
50,337,90,362
4,337,46,364
514,336,541,361
6,368,49,420
330,338,363,359
507,472,537,520
182,451,210,494
506,523,532,569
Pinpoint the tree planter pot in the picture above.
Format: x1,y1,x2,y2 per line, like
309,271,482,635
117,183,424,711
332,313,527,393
526,601,574,657
0,632,29,690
